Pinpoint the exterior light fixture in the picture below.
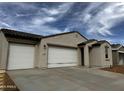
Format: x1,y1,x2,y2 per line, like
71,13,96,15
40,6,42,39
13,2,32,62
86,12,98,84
44,45,46,49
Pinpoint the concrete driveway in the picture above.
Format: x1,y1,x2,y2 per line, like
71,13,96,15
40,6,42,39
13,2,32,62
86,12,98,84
7,67,124,91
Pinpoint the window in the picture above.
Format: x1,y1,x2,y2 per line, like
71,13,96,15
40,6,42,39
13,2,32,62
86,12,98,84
105,46,109,58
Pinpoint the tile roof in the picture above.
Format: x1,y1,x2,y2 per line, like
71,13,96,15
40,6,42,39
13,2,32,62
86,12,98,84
43,31,88,40
111,44,123,50
78,39,97,46
1,29,88,41
111,44,122,48
1,28,43,41
92,40,111,46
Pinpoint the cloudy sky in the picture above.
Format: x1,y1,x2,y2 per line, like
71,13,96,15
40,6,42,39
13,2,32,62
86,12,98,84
0,2,124,44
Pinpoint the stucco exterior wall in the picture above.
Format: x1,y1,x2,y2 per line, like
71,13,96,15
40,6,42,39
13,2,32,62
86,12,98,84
34,44,40,68
38,32,87,68
89,42,112,67
101,43,113,67
84,41,97,67
0,32,9,69
84,45,89,67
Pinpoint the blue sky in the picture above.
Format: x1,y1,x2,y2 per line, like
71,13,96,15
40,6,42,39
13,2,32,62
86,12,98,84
0,2,124,44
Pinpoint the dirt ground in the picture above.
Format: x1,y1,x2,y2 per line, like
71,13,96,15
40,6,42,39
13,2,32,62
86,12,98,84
101,65,124,74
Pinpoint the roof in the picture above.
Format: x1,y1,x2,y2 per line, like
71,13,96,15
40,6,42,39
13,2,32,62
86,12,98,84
111,44,122,48
1,29,88,41
78,39,97,46
0,28,43,41
92,40,111,46
43,31,88,40
111,44,122,50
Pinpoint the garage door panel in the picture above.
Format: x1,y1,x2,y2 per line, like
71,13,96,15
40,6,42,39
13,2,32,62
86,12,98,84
8,44,35,70
48,63,77,68
48,46,78,68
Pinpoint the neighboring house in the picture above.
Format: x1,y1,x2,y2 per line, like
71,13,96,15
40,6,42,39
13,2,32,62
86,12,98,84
78,40,113,67
0,28,87,70
111,44,124,65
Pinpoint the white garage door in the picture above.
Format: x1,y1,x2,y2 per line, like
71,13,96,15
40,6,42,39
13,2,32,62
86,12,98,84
8,44,35,70
48,46,78,68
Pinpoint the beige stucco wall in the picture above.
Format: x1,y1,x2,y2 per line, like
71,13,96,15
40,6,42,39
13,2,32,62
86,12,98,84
38,32,87,68
84,45,89,67
89,42,113,67
0,32,9,69
34,44,40,68
101,43,113,67
84,41,97,67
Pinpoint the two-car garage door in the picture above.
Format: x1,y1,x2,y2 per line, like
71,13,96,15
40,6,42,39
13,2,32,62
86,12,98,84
48,46,78,68
7,44,78,70
8,44,35,70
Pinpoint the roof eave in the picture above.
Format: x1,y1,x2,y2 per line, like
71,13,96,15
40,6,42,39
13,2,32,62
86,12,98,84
43,31,88,40
1,28,43,41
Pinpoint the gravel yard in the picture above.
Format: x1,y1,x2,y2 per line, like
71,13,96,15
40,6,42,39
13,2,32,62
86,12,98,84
101,65,124,74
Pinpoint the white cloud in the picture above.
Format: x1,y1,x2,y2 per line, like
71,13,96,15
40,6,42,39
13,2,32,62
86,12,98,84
63,27,71,32
32,17,56,25
0,21,11,27
8,3,37,10
42,8,60,15
82,2,124,36
38,25,62,35
83,3,104,14
41,3,74,17
83,13,91,23
20,24,62,35
0,3,74,35
28,3,74,35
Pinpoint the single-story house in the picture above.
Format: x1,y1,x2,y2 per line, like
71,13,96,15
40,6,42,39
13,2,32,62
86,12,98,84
0,28,113,71
0,28,87,70
78,40,113,67
111,44,124,65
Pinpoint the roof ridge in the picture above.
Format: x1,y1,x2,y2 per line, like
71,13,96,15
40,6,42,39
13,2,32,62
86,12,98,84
43,31,87,40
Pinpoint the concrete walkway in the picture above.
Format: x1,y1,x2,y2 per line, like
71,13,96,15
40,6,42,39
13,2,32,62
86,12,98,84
7,67,124,91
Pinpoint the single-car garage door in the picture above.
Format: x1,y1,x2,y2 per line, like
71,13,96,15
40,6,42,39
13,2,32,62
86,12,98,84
48,46,78,68
8,44,35,70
